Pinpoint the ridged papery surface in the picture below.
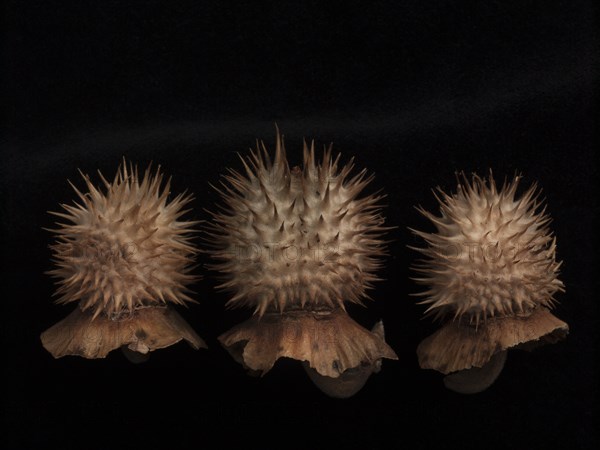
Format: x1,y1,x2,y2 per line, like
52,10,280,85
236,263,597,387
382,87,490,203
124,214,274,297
219,309,398,377
411,173,564,325
417,306,568,374
47,161,198,319
205,132,388,315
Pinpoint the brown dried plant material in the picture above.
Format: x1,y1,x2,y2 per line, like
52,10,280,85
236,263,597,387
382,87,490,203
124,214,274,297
41,160,206,359
220,309,395,378
417,306,568,375
41,306,204,359
301,321,390,398
205,130,397,397
411,172,568,393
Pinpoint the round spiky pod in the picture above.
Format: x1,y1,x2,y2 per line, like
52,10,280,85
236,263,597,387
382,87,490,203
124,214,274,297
411,172,568,393
205,134,388,315
41,160,205,359
48,161,198,318
206,131,397,396
411,172,564,325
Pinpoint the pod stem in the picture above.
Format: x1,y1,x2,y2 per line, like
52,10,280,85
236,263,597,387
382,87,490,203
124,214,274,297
121,346,150,364
443,350,508,394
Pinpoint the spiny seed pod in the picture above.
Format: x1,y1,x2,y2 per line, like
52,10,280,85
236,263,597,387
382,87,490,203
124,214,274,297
40,160,205,360
411,172,568,393
205,131,397,398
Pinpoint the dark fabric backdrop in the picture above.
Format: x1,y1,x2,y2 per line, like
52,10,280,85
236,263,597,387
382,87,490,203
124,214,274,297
2,1,597,449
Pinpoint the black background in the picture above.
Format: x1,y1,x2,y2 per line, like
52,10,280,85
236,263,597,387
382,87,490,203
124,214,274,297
2,1,598,448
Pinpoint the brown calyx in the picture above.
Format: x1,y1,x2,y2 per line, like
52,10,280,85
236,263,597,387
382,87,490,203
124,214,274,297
40,305,206,359
219,307,397,378
417,306,568,374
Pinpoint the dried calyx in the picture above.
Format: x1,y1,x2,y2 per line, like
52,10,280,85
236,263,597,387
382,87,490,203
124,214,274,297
41,160,205,360
411,172,568,393
205,131,397,397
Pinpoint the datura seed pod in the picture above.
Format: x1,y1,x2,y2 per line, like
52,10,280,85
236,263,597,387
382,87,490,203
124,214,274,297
410,172,568,393
41,160,206,360
205,131,397,398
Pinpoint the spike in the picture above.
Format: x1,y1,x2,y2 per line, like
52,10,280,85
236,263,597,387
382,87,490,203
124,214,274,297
44,159,199,320
410,171,564,325
204,130,387,315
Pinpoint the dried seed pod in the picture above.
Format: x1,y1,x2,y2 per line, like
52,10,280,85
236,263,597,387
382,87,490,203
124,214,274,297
205,131,397,397
411,172,568,393
41,160,205,359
